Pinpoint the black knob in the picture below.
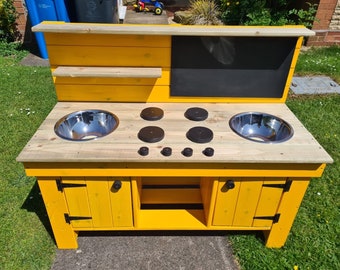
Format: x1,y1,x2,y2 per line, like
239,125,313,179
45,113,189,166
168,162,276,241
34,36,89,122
225,180,235,189
182,147,193,157
138,146,149,156
161,147,172,156
203,147,214,157
113,180,122,190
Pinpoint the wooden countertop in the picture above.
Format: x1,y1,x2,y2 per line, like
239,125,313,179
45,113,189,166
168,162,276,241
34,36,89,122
17,102,332,164
33,22,315,37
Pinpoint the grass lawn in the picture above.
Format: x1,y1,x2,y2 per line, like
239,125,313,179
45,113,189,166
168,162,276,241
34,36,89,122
0,45,339,270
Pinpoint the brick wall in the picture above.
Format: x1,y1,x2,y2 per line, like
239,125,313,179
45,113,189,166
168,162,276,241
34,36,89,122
307,0,340,46
13,0,27,41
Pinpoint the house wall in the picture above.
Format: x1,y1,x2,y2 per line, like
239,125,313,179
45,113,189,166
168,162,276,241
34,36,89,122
13,0,27,41
307,0,340,46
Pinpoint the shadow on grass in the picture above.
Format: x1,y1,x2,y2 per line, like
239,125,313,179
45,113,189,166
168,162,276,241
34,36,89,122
21,181,56,243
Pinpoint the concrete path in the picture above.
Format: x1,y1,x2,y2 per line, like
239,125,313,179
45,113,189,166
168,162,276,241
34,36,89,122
51,232,240,270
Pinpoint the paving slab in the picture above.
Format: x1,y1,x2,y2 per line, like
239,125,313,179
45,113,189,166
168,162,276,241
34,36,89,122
290,76,340,94
20,52,50,67
51,232,240,270
123,9,169,24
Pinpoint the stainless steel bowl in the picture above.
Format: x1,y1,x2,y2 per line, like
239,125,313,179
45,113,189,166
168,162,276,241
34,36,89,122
229,112,293,143
54,110,118,141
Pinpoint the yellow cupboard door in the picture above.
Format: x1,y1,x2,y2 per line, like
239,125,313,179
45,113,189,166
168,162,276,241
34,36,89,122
213,178,286,227
61,178,93,228
108,177,133,227
252,178,286,227
213,178,241,226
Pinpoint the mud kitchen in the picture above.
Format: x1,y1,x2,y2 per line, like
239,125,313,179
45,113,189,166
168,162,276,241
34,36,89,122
17,22,333,249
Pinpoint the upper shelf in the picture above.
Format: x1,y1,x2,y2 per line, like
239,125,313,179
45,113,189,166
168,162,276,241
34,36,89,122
32,22,315,37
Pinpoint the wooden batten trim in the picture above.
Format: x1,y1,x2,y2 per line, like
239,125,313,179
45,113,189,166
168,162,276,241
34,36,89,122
52,66,162,78
33,22,315,37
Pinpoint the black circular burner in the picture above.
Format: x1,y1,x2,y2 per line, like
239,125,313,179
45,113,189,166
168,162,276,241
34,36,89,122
186,126,213,143
140,107,164,121
138,126,164,143
184,107,208,121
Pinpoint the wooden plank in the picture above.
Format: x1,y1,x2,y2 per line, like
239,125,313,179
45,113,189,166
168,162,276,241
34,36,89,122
45,33,171,47
141,188,201,204
212,178,240,226
62,178,93,228
37,178,79,248
137,209,206,229
108,177,133,227
33,22,315,37
55,85,169,102
52,66,162,78
232,179,263,226
252,178,285,227
47,46,170,67
86,178,113,228
264,179,310,247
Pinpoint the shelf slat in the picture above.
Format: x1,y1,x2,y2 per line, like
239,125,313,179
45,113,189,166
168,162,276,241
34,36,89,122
52,66,162,78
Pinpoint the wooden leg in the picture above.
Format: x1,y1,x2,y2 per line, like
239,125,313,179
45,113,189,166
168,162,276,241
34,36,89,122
264,179,310,248
38,178,78,249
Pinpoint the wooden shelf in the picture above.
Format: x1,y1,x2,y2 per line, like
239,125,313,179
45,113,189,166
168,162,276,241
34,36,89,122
137,209,206,229
52,66,162,78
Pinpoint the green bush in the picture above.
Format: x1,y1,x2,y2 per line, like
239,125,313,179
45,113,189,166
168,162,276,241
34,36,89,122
0,0,18,42
219,0,318,28
183,0,222,25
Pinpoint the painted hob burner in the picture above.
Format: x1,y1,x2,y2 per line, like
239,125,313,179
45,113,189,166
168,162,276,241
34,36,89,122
137,107,214,157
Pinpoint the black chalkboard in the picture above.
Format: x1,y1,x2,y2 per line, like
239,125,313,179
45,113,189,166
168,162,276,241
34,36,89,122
170,36,296,98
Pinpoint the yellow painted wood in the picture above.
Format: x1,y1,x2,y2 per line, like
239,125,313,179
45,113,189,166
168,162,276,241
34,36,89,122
52,67,163,78
55,85,169,102
141,189,201,204
86,179,113,228
252,178,286,227
37,178,78,249
22,163,328,178
137,209,206,229
264,179,310,248
44,33,171,47
108,177,133,227
131,177,141,228
141,177,200,186
200,177,216,227
232,179,263,226
281,37,304,101
213,178,241,226
48,45,170,67
62,178,93,228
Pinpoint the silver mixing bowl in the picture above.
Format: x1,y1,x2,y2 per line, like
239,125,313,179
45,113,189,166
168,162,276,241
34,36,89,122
229,112,293,143
54,110,119,141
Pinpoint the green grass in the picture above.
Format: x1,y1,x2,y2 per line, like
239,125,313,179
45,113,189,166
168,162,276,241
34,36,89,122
0,45,339,270
0,54,57,269
295,45,340,82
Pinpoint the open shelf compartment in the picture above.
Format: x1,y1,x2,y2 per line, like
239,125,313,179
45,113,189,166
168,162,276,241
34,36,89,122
131,177,216,229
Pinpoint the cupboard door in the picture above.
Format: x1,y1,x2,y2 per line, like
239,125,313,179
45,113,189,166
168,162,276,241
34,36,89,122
62,178,93,228
252,178,286,227
213,178,285,227
108,177,133,227
213,178,240,226
232,179,263,226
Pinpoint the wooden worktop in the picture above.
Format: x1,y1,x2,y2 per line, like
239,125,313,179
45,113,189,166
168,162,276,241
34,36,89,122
33,22,315,37
17,102,332,164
